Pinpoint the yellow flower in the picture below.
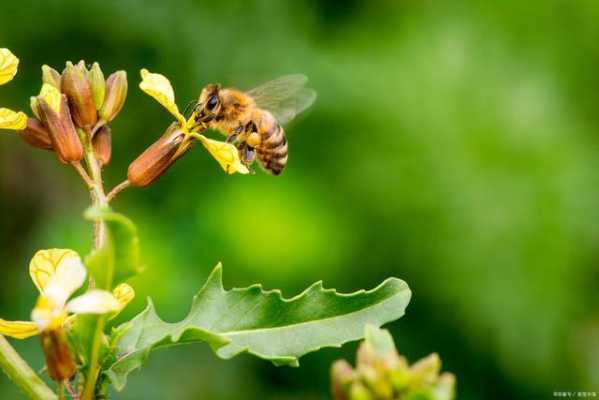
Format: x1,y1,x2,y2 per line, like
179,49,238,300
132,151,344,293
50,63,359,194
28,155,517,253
0,249,134,339
139,69,249,174
0,49,27,131
0,48,19,85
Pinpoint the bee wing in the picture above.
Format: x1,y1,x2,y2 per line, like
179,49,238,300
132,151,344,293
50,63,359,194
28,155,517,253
247,74,317,125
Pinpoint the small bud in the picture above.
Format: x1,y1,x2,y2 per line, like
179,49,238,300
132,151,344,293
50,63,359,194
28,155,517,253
435,373,456,399
88,62,105,110
41,65,61,89
18,118,53,150
348,382,373,400
61,63,97,128
40,330,76,381
38,95,83,163
360,365,393,398
93,125,112,167
331,360,354,400
127,123,189,187
99,71,127,122
409,353,441,386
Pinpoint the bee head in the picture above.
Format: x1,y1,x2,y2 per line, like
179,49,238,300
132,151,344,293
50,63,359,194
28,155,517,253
196,84,222,121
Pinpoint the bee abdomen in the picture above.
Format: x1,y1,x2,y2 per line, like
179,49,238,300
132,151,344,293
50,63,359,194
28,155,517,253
258,124,288,175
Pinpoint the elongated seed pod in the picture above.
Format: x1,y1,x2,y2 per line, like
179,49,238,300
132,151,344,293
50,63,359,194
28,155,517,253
40,330,76,381
38,96,83,163
127,123,189,187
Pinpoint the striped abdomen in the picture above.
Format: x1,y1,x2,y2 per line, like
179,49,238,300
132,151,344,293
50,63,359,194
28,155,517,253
257,120,288,175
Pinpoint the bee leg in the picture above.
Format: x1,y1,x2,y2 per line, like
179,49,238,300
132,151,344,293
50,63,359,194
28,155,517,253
226,125,245,143
226,133,239,143
238,143,256,165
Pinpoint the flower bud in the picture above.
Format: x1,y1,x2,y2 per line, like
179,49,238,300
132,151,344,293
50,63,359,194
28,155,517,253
38,95,83,163
331,360,354,400
99,71,127,122
409,353,441,386
41,65,61,89
93,125,112,167
88,62,105,110
127,123,189,187
62,63,97,128
40,330,76,381
18,118,53,150
348,383,373,400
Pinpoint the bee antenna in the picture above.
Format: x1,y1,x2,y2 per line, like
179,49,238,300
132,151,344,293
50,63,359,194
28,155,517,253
183,100,199,118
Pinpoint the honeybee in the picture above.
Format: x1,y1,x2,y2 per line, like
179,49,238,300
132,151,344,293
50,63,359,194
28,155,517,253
192,74,316,175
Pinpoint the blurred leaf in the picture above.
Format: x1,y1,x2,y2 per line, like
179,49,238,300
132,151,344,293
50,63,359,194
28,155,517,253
85,206,142,288
105,263,411,391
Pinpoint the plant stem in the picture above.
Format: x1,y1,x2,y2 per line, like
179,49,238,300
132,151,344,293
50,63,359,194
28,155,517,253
57,382,64,400
79,130,111,400
64,380,78,400
81,315,106,400
72,162,94,189
80,129,108,249
106,180,130,203
0,336,57,400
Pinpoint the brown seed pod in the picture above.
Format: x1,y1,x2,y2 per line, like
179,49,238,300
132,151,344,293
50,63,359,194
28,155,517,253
40,330,76,382
61,63,97,128
127,123,190,187
18,118,53,150
99,71,127,122
38,95,83,163
93,125,112,167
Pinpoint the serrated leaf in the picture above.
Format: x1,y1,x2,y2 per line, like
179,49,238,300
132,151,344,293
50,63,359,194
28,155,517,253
85,206,141,287
105,264,411,391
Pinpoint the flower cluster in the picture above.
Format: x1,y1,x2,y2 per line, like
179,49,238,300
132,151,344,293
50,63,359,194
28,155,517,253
0,249,133,381
331,326,455,400
29,61,126,164
1,51,127,167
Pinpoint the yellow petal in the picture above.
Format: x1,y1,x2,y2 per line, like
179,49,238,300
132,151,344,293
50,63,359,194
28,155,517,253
31,296,67,332
43,254,86,308
139,69,186,125
29,249,80,293
0,319,39,339
65,290,121,315
0,108,27,130
113,283,135,311
0,49,19,85
198,135,250,174
36,83,62,114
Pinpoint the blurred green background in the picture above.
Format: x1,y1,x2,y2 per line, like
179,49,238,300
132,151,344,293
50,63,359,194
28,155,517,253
1,0,598,398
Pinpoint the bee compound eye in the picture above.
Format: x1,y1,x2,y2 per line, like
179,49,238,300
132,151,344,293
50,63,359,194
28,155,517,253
207,95,218,110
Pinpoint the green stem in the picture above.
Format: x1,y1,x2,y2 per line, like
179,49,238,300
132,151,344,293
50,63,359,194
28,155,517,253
79,130,111,400
0,336,57,400
79,128,108,249
57,382,64,400
81,316,106,400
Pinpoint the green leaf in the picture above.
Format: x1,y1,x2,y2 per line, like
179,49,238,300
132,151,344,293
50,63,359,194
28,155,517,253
105,264,411,391
84,206,142,287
